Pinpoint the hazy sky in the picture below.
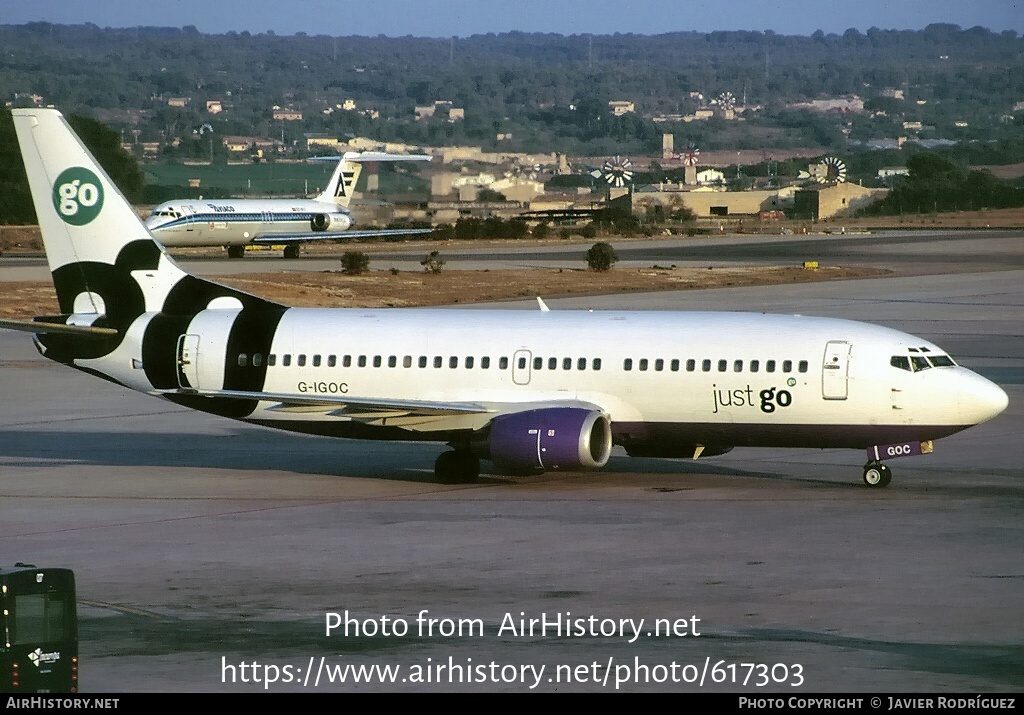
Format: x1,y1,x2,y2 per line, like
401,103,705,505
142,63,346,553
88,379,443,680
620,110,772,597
3,0,1022,37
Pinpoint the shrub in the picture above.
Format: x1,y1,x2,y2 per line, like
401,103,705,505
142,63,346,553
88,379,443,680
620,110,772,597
421,250,446,274
586,242,618,272
340,250,370,275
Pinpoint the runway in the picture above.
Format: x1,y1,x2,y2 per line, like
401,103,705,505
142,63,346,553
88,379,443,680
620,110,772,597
1,238,1022,691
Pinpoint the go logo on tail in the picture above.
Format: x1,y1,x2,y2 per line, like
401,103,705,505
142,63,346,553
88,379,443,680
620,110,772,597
52,167,104,225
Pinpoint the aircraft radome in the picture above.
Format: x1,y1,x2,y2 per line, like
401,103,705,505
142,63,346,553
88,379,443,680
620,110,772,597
145,151,432,258
1,109,1009,487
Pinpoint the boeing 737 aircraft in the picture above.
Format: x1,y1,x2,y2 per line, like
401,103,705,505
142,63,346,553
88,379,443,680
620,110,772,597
2,109,1009,486
145,151,433,258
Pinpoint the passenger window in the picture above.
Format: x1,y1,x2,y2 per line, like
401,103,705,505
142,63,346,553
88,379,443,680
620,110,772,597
890,356,911,371
449,356,458,369
388,356,397,368
298,354,307,367
749,359,759,373
313,355,321,367
766,360,776,373
283,354,291,367
358,355,367,367
238,353,248,367
593,358,602,371
534,357,543,370
419,356,427,368
670,359,679,372
717,360,727,372
624,359,633,371
253,353,263,368
577,358,586,370
343,355,351,367
563,358,572,370
403,356,412,368
517,357,526,369
482,357,491,369
702,359,711,372
268,354,276,366
328,355,337,368
655,359,664,372
466,356,474,369
373,355,382,368
548,357,557,370
734,360,743,372
639,359,648,371
782,360,792,372
434,356,442,368
798,360,808,373
686,359,695,372
500,357,509,370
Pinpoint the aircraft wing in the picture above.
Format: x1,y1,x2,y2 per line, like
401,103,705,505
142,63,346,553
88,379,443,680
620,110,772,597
153,388,607,428
154,388,491,417
250,228,434,244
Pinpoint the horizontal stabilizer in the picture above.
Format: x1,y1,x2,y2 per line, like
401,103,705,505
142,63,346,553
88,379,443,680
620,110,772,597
0,318,118,338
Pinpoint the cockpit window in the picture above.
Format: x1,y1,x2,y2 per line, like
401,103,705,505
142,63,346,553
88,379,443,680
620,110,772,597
928,355,956,367
890,356,911,371
910,356,932,371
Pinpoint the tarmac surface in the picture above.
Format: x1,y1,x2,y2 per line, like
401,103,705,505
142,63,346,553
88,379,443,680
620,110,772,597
1,231,1022,692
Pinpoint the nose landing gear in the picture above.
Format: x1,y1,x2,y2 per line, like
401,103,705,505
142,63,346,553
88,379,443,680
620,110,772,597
862,462,892,488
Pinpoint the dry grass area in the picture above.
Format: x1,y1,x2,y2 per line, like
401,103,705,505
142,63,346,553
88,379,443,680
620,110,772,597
2,265,887,318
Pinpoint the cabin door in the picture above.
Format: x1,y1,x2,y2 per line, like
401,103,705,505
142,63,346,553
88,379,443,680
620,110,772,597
822,340,851,400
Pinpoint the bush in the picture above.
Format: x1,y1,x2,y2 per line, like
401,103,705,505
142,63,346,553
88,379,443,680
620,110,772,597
340,250,370,275
586,242,618,272
421,250,446,273
532,221,550,239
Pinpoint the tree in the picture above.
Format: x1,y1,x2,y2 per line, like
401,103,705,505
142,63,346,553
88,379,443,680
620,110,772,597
340,250,370,275
586,242,618,271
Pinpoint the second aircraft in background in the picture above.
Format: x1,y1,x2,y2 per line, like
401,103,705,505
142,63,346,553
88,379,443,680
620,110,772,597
145,152,433,258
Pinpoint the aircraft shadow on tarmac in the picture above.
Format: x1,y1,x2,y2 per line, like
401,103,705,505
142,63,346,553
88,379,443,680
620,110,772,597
0,428,809,485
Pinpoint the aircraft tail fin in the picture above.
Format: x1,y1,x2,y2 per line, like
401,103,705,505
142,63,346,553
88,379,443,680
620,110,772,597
314,151,432,207
11,108,281,323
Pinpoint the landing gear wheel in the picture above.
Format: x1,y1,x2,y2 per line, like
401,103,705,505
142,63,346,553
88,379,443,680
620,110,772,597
862,463,892,488
227,245,246,259
283,245,300,259
435,451,480,484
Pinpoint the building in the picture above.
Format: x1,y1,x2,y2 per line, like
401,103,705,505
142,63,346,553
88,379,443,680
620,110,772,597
609,101,635,116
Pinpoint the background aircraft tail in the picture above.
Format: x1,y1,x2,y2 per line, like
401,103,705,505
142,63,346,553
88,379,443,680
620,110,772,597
314,151,432,207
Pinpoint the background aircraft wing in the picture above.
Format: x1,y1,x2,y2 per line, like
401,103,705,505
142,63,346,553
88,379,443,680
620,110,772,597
250,228,434,244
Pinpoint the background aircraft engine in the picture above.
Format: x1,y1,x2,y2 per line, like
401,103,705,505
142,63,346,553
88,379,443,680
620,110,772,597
486,408,612,473
310,213,349,232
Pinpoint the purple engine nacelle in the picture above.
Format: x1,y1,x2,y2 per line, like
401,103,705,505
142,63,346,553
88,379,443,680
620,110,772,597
486,407,613,473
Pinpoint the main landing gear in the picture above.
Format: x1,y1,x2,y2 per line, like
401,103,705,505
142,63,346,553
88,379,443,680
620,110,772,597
283,245,301,259
862,462,892,488
435,450,480,484
227,245,246,259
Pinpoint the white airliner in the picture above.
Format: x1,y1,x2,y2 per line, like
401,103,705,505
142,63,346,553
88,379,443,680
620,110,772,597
145,151,433,258
2,109,1009,486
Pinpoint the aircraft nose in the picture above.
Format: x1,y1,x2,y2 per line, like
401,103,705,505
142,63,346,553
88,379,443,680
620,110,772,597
958,371,1009,425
